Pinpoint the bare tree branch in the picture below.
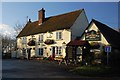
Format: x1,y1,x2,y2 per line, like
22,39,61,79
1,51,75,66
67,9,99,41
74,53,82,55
14,22,26,38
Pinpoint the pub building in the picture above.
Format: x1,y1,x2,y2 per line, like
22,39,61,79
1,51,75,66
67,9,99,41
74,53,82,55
67,19,120,65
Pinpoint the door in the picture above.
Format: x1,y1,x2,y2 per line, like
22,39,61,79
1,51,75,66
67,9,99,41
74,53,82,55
22,48,26,58
52,47,55,58
27,48,31,59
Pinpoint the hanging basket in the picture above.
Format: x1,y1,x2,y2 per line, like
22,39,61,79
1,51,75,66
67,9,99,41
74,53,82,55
44,39,54,45
90,42,100,49
28,40,35,46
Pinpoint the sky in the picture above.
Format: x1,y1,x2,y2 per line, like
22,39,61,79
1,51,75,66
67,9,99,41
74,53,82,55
0,3,2,25
1,0,120,2
1,2,119,38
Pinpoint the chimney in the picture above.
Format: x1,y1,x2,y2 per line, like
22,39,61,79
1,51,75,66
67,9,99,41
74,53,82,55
38,8,45,25
28,19,31,23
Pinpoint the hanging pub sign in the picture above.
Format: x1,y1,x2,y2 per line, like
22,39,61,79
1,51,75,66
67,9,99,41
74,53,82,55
85,30,101,41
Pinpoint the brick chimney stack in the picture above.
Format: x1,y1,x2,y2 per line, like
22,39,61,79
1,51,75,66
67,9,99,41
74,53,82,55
38,8,45,25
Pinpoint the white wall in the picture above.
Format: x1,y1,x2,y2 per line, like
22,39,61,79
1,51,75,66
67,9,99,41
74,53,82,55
17,29,71,58
36,29,71,57
81,22,109,45
16,10,89,59
71,10,89,40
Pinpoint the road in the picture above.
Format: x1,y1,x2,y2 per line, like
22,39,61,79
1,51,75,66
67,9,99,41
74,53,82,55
2,59,120,80
2,59,79,78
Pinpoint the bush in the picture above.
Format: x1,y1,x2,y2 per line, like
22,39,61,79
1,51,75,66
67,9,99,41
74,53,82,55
43,57,49,60
2,52,11,59
109,50,120,67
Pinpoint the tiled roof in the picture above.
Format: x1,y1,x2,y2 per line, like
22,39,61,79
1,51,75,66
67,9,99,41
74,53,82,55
67,40,89,46
17,9,83,38
92,19,120,49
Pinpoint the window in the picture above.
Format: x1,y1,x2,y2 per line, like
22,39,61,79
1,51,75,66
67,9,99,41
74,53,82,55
39,48,43,55
56,47,62,55
22,48,26,56
39,34,43,42
56,32,62,40
22,37,27,44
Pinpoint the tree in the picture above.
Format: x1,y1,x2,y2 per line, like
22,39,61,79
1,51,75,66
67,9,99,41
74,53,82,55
1,34,16,59
14,16,29,38
0,35,2,58
14,23,25,38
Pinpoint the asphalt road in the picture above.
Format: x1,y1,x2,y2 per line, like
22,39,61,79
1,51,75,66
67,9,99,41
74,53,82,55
2,59,79,78
2,59,120,80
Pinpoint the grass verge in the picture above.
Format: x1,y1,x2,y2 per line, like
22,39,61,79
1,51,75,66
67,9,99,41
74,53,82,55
69,65,120,77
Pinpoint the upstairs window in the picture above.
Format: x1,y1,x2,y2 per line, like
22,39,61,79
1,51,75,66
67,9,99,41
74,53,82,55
39,34,44,42
56,32,62,40
22,37,27,44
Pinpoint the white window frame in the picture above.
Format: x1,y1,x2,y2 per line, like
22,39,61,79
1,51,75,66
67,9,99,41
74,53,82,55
38,48,44,55
39,34,44,42
56,32,62,40
22,37,27,44
56,46,62,55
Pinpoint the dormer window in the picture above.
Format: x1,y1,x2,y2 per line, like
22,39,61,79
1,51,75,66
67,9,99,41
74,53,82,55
47,32,52,38
56,32,62,40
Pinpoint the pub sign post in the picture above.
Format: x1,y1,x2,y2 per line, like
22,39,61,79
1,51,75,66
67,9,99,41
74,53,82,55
105,45,111,65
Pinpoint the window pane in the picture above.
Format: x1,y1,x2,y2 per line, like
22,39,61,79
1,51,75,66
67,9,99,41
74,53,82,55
39,35,43,41
56,32,58,39
41,48,43,55
59,32,62,39
55,47,62,55
59,47,62,54
39,48,43,55
39,48,41,55
56,32,62,40
56,47,58,54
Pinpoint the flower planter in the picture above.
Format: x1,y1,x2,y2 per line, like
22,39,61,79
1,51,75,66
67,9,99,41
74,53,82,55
44,39,54,45
90,42,100,49
28,40,35,46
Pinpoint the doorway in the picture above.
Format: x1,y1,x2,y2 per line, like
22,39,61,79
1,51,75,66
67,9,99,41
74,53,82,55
27,48,31,59
52,47,55,58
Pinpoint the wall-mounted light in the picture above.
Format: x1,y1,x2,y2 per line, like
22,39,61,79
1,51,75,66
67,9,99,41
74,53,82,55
85,30,88,33
83,46,86,49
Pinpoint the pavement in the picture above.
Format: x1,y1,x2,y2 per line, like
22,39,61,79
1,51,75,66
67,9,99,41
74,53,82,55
2,59,120,80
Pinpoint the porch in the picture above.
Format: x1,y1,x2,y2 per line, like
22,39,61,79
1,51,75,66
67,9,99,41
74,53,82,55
66,40,90,65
